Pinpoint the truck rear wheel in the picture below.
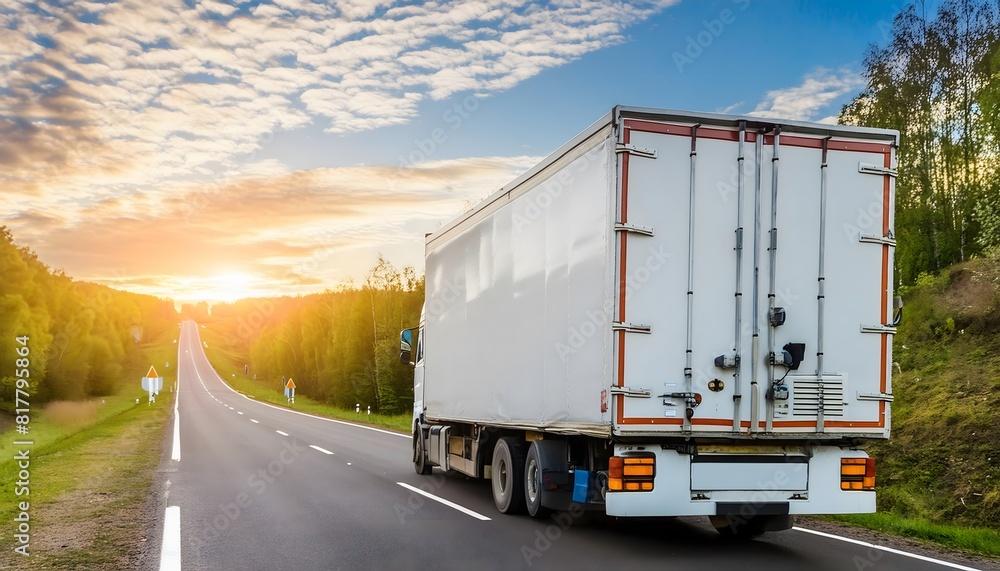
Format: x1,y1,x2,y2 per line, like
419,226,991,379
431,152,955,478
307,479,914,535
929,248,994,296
491,437,526,514
413,428,432,475
525,442,553,518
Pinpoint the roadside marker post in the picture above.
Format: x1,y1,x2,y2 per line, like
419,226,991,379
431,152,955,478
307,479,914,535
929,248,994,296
142,366,164,405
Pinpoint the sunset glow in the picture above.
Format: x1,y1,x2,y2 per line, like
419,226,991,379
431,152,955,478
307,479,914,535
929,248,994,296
0,1,889,303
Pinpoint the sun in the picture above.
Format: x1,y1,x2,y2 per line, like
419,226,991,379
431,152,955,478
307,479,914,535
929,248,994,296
192,271,263,303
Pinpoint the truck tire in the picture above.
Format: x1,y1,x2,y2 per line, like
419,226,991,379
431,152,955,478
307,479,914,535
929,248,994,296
524,442,553,518
413,428,432,475
491,437,526,514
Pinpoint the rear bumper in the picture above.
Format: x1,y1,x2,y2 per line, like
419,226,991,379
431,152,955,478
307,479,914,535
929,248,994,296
605,445,875,517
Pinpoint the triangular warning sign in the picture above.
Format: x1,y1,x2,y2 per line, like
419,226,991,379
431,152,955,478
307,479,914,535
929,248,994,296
146,366,159,378
285,378,296,389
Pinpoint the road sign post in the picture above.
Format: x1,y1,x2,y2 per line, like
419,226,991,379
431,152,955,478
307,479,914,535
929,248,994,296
141,366,163,405
284,378,296,405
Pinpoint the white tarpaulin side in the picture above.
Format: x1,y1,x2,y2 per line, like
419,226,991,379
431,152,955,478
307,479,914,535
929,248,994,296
420,106,897,442
423,127,616,434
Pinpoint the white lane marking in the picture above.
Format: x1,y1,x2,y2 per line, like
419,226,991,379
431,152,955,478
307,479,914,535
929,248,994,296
276,430,289,436
209,371,407,439
310,445,335,455
793,527,983,571
237,411,244,415
171,346,181,462
396,482,491,521
228,406,234,410
250,419,259,424
158,505,181,571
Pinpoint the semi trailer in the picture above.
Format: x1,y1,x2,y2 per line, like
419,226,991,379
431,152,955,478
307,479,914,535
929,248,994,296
400,106,899,536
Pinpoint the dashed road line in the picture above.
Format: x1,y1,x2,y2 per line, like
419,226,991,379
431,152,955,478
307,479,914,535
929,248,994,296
396,482,491,521
208,372,408,439
158,505,181,570
310,445,334,455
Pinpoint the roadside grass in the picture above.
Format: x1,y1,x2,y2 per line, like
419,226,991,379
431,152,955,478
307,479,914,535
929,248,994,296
824,257,1000,560
825,513,1000,558
0,329,176,569
197,324,410,433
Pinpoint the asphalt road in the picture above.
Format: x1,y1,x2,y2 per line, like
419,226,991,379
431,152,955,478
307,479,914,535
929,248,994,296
155,321,988,571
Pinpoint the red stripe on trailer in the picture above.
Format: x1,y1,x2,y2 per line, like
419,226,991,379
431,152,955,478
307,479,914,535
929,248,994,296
624,119,892,154
776,135,892,154
879,147,892,424
624,119,738,142
616,127,631,426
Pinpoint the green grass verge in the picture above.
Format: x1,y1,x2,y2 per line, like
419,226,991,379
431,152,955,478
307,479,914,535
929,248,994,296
826,513,1000,557
0,329,176,569
196,325,410,433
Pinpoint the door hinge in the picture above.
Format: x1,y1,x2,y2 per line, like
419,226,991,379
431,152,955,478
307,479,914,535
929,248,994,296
858,162,898,177
612,322,652,334
614,222,655,237
615,143,657,159
860,324,897,335
610,386,652,398
857,392,894,402
859,232,896,246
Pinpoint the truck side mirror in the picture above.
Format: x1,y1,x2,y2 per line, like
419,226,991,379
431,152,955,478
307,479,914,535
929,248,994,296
399,328,414,366
891,296,904,327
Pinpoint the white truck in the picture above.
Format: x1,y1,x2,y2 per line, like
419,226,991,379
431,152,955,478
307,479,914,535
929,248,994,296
400,106,899,536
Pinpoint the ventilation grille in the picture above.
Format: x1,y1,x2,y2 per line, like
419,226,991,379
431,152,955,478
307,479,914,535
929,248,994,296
792,378,845,417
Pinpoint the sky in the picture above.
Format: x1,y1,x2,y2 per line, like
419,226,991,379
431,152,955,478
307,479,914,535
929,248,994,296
1,0,910,304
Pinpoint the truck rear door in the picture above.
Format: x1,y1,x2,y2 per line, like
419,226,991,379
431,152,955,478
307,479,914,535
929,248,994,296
611,112,896,439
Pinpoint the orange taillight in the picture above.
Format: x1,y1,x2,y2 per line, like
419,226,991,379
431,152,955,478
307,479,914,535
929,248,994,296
841,457,875,491
608,456,655,492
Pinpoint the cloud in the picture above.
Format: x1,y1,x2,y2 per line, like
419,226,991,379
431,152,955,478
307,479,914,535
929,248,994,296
6,155,539,301
747,67,864,122
0,0,672,206
0,0,674,301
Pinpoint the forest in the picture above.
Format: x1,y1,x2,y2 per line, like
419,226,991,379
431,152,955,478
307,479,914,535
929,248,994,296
0,227,178,403
839,0,1000,285
203,256,424,415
